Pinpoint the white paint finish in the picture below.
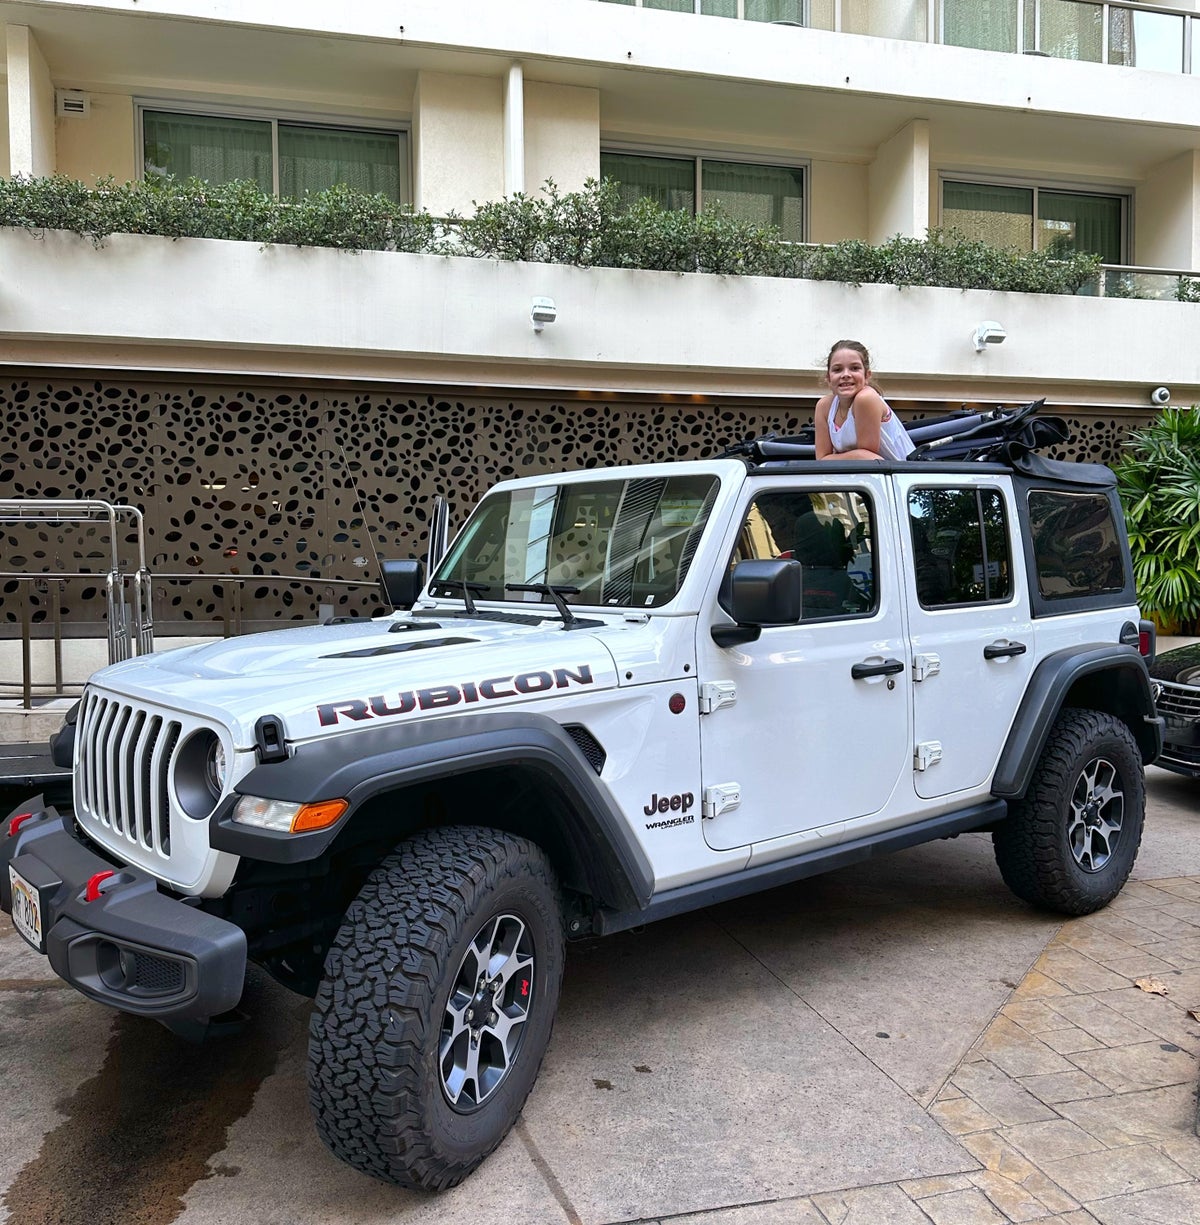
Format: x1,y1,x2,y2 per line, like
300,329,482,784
54,89,134,184
1136,150,1200,269
809,158,868,243
525,80,600,196
413,71,503,215
504,61,523,198
0,229,1198,399
0,86,9,176
5,24,55,175
868,118,929,242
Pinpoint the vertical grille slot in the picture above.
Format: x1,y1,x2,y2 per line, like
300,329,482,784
75,692,183,860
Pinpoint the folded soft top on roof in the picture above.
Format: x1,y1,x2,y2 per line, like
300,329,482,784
723,399,1072,467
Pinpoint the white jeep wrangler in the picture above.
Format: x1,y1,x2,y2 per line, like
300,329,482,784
2,406,1162,1190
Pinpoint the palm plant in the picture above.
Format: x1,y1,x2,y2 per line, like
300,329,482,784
1114,407,1200,633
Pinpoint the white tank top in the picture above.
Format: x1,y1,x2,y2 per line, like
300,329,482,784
829,395,914,461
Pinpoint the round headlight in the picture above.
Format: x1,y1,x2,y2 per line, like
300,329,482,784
205,738,227,797
175,729,228,820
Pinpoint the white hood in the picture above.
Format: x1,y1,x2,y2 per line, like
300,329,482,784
90,610,626,748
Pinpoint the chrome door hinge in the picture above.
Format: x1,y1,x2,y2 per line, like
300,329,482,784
912,653,941,683
698,681,738,715
914,741,943,771
702,782,742,820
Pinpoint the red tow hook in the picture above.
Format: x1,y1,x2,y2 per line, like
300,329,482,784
7,813,34,838
84,871,116,903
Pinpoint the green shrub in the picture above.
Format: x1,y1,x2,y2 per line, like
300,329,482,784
0,172,1142,297
1114,407,1200,634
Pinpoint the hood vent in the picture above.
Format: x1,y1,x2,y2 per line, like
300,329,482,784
322,636,476,660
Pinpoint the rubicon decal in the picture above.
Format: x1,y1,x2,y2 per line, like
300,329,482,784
316,665,595,727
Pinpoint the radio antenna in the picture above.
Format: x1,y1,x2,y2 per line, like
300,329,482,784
337,445,388,604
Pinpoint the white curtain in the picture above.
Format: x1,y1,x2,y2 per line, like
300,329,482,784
143,111,273,189
278,125,403,201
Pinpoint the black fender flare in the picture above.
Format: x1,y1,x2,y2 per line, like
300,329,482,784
209,712,652,912
991,644,1162,799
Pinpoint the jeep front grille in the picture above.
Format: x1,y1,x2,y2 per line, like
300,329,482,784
1155,680,1200,720
77,692,180,856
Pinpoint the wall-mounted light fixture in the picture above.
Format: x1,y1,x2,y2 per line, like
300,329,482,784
972,320,1007,352
531,296,557,332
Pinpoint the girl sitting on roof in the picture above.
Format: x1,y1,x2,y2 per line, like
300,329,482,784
814,339,915,462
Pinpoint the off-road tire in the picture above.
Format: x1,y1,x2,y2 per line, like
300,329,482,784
307,826,564,1190
993,708,1144,916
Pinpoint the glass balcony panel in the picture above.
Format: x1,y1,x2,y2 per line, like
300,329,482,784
944,0,1018,52
1038,0,1103,62
842,0,924,41
1108,7,1184,71
702,160,804,240
701,0,739,17
644,0,696,11
943,181,1033,251
1099,270,1196,300
745,0,807,25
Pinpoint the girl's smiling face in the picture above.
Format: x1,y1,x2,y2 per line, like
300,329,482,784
826,348,869,399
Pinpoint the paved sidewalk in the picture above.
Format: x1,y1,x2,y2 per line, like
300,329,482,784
659,877,1200,1225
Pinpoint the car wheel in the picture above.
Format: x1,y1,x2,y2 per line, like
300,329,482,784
993,708,1144,916
308,826,564,1190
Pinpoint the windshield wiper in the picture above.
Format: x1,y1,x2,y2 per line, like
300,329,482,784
505,582,582,630
456,579,490,615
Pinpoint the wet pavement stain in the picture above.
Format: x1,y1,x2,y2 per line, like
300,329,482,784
3,970,302,1225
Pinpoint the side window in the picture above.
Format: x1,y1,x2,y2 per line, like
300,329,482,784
727,490,875,620
909,488,1012,607
1027,491,1126,599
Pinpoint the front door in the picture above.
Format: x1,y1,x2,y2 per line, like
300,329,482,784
695,476,912,854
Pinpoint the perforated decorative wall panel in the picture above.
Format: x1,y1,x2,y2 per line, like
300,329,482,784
0,377,1146,633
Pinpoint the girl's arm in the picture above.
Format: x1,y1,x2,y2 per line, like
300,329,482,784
814,395,834,459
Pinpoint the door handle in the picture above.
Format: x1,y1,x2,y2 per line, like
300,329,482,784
851,658,905,679
984,642,1028,660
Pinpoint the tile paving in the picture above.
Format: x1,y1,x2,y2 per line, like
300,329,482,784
653,879,1200,1224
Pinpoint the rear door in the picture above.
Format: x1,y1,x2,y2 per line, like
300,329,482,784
892,473,1034,800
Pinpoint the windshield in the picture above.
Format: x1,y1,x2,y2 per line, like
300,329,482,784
430,474,720,609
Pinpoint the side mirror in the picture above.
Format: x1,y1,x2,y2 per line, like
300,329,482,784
380,559,426,611
711,559,803,647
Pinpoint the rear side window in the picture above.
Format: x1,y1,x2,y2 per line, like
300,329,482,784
908,487,1012,607
1027,491,1126,600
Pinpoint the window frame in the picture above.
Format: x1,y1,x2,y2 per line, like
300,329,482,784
938,172,1130,263
600,142,810,241
135,99,412,204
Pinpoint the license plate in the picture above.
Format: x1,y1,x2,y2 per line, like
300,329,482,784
8,865,44,952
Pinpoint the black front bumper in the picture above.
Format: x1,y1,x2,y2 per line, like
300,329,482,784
1,800,246,1036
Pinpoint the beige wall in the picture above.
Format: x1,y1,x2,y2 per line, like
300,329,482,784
6,25,55,176
1136,150,1200,270
525,81,599,197
0,88,9,177
867,119,929,242
414,71,504,216
56,92,135,185
809,160,868,243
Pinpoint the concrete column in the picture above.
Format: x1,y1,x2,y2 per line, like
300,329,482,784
504,61,524,197
6,25,55,177
867,118,930,242
1137,150,1200,271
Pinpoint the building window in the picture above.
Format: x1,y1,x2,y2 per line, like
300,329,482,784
941,179,1124,262
142,109,408,203
598,0,808,18
600,151,805,240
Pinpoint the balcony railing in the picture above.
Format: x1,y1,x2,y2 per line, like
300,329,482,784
596,1,1200,75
